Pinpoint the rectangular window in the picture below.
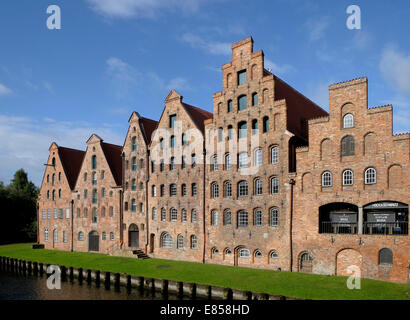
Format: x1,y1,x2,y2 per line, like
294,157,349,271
54,208,58,219
42,209,46,219
151,161,156,173
238,70,247,85
238,211,248,227
65,208,70,219
169,114,176,128
47,209,51,219
182,156,186,169
63,231,67,243
192,183,197,196
239,153,248,169
59,208,64,219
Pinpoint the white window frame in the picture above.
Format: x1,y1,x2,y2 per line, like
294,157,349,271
254,209,263,226
255,179,263,195
239,248,250,258
322,171,332,187
270,208,279,227
343,113,354,128
238,210,248,227
271,146,279,164
170,208,178,222
238,180,248,197
365,167,377,185
343,169,354,186
211,210,218,226
270,177,279,194
239,152,248,169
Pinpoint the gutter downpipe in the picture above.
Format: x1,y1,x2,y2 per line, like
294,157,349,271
289,178,296,272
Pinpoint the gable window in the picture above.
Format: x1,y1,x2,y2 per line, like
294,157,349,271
342,169,354,186
237,210,248,227
341,135,355,156
227,100,233,113
252,92,258,106
238,95,247,111
343,114,354,128
169,114,176,128
271,146,279,164
322,171,332,187
182,133,187,145
92,155,97,169
170,135,176,148
238,180,248,197
132,137,137,151
160,138,164,150
365,167,376,185
132,157,137,171
238,70,247,85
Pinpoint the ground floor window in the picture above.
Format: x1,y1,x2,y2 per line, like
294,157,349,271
319,203,358,234
379,248,393,265
364,202,408,235
161,233,173,248
239,248,250,258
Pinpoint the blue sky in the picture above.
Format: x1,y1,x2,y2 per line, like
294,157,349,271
0,0,409,186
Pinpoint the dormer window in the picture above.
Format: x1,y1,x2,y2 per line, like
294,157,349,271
238,70,247,85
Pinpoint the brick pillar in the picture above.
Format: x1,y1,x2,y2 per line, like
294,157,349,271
358,205,363,235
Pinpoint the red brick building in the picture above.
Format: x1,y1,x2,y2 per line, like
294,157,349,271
37,37,409,283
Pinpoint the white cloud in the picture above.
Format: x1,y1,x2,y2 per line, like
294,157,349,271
264,58,295,76
181,33,231,56
0,83,13,96
380,45,410,94
86,0,204,19
305,16,330,42
0,114,124,187
106,57,140,98
380,97,410,133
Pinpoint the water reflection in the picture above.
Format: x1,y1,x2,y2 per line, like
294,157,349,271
0,271,187,300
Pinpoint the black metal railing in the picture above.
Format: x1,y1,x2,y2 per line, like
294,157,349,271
320,222,358,234
363,222,408,235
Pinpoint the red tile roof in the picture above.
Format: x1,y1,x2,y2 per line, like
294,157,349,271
58,147,85,190
182,103,213,133
101,142,123,186
140,117,158,144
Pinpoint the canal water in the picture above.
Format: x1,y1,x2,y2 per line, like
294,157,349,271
0,270,184,300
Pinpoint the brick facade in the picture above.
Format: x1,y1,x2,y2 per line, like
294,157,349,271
37,37,409,283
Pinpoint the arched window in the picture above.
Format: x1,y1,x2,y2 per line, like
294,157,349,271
170,135,176,148
341,135,355,156
218,127,223,142
52,190,56,200
102,232,106,241
211,182,219,198
239,248,250,258
238,121,247,139
170,157,176,170
225,154,232,170
254,250,262,258
255,149,262,166
270,251,278,259
84,172,87,182
160,138,164,150
78,231,84,241
251,119,258,134
270,208,279,226
152,185,157,197
191,209,197,223
190,235,197,249
227,125,233,140
53,229,58,243
161,208,166,221
58,172,61,181
161,233,173,248
224,181,232,197
343,113,354,128
132,157,137,171
300,252,313,272
92,189,97,203
379,248,393,265
52,173,55,185
212,247,219,255
170,208,178,222
211,155,218,171
101,206,106,217
252,92,258,106
254,179,263,195
192,183,197,196
109,206,114,217
131,179,136,191
181,184,187,196
322,171,332,187
47,174,50,183
238,180,248,197
227,100,233,113
238,152,248,168
191,154,196,168
211,210,218,226
131,136,137,151
263,116,269,133
365,167,377,185
139,159,144,169
177,234,184,249
270,177,279,194
223,210,232,226
44,228,49,242
182,133,187,145
110,232,114,241
160,159,164,172
342,169,354,186
92,155,97,169
131,199,136,212
92,172,97,185
237,210,248,227
51,157,56,166
254,209,263,226
152,207,157,220
170,184,177,196
181,209,187,222
92,208,98,223
225,248,232,255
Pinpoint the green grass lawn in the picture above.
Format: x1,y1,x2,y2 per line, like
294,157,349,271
0,243,408,300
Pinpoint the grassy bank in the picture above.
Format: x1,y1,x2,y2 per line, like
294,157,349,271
0,243,408,300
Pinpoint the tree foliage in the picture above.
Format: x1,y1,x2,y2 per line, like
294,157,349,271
0,169,39,244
